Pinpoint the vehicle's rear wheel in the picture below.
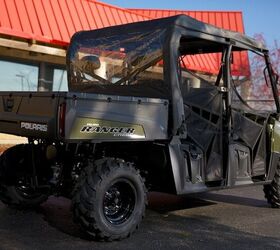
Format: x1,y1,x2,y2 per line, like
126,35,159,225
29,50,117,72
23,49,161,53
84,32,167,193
72,158,147,241
264,162,280,208
0,144,49,209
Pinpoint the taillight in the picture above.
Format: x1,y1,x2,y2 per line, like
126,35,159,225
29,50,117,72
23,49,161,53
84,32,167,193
58,102,66,138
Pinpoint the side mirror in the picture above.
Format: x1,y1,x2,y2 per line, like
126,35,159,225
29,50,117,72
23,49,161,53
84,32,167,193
80,55,101,76
130,55,145,67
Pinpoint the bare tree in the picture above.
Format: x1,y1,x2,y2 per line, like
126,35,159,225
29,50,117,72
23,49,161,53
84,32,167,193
248,34,280,100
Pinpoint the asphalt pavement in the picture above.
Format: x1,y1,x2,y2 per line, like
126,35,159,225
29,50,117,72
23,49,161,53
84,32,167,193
0,186,279,250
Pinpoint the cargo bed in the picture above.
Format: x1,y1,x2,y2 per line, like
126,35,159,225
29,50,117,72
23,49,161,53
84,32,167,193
0,92,169,142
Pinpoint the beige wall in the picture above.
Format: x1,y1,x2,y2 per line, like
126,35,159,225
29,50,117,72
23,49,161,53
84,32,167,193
0,133,27,144
0,133,27,154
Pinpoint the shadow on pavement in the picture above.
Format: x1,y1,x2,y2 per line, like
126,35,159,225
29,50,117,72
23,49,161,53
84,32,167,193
0,192,279,250
147,192,216,213
40,197,88,240
39,193,214,239
195,192,269,208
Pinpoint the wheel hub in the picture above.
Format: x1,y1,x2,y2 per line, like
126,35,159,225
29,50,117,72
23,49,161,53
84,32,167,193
103,181,136,225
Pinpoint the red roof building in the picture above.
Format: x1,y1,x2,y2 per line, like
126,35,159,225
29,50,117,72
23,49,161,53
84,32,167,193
129,9,245,33
129,8,249,75
0,0,149,46
0,0,249,80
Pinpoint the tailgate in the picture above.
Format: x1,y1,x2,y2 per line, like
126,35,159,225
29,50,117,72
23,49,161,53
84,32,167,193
63,92,169,141
0,92,65,139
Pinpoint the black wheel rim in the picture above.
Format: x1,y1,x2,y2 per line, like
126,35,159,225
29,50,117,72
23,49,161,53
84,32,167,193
103,180,136,225
15,178,42,199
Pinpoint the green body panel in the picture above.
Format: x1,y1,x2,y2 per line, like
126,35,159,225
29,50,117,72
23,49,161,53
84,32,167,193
69,117,146,140
271,119,280,153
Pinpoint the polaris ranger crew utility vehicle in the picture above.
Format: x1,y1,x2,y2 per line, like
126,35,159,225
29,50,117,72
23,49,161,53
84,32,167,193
0,15,280,241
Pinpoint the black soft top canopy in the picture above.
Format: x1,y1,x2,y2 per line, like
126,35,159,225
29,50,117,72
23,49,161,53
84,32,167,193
70,14,266,53
67,14,270,136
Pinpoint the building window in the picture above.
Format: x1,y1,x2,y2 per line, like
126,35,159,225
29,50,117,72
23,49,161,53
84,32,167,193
0,59,39,91
0,59,68,92
52,69,68,91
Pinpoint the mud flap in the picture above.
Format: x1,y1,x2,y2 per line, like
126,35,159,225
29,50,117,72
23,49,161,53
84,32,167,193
169,137,208,195
227,143,253,186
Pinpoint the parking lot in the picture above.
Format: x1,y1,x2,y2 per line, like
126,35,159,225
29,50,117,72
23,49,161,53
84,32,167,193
0,186,280,250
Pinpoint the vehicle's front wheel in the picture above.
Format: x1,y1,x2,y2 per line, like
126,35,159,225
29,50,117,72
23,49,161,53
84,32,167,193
264,162,280,208
0,144,49,209
72,158,147,241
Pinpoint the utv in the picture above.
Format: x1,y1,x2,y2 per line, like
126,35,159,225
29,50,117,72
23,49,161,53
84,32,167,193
0,15,279,241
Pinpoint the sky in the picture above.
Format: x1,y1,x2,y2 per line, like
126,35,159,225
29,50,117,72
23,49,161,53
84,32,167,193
104,0,280,48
